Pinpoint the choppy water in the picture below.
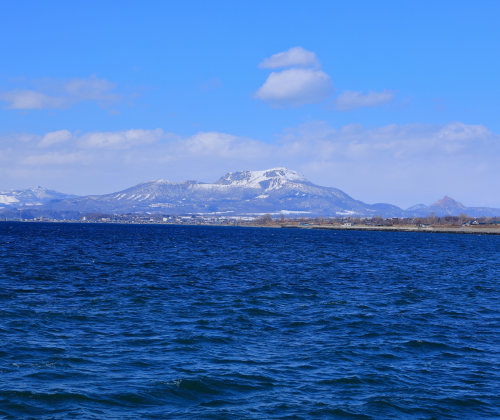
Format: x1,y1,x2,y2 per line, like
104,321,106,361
1,223,499,419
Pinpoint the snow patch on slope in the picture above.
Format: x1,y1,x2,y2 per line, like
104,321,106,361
0,195,20,205
214,167,308,191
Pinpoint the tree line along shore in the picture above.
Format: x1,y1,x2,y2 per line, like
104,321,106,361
2,211,500,232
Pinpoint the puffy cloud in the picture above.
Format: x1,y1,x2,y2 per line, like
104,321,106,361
78,128,165,149
62,75,119,102
254,68,335,107
0,75,121,110
255,47,334,107
3,133,41,143
39,130,73,148
172,132,274,161
333,89,395,111
259,47,319,69
278,121,492,160
0,90,66,110
255,48,397,110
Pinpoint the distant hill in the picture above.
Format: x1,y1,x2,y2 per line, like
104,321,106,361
430,195,465,212
407,195,500,217
406,204,428,211
0,187,78,208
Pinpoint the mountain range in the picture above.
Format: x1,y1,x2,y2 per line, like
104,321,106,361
1,168,499,218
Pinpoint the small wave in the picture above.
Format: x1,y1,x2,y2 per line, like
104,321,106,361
287,321,310,327
404,340,449,349
24,372,74,381
0,389,105,404
318,376,364,385
173,334,232,345
242,307,283,317
198,399,233,407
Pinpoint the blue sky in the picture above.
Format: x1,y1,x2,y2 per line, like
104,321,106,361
1,1,499,208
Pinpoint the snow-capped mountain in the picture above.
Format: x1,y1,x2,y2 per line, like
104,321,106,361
40,167,404,216
0,187,78,208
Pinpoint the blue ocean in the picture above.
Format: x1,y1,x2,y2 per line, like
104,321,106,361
1,223,499,419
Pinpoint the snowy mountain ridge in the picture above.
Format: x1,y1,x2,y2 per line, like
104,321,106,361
35,167,385,216
0,187,78,208
3,168,500,217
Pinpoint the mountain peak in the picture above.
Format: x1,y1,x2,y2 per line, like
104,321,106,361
214,167,308,190
430,196,464,208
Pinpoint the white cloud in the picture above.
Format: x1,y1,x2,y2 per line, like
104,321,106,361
78,128,164,149
174,132,273,160
255,47,334,107
39,130,73,148
0,75,122,110
333,89,395,111
4,133,41,143
254,68,335,107
62,75,119,102
21,152,88,166
0,90,67,109
259,47,319,69
278,121,492,160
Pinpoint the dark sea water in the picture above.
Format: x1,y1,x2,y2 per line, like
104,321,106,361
1,223,499,419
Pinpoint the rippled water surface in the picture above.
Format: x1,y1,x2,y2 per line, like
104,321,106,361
1,223,499,419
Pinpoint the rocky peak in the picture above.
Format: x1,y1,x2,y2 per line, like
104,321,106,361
430,196,464,208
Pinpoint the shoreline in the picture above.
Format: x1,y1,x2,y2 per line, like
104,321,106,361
281,224,500,236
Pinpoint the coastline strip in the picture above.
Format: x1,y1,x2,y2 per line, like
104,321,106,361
281,225,500,236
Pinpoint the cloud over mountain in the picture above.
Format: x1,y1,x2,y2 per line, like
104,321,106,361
1,121,498,208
